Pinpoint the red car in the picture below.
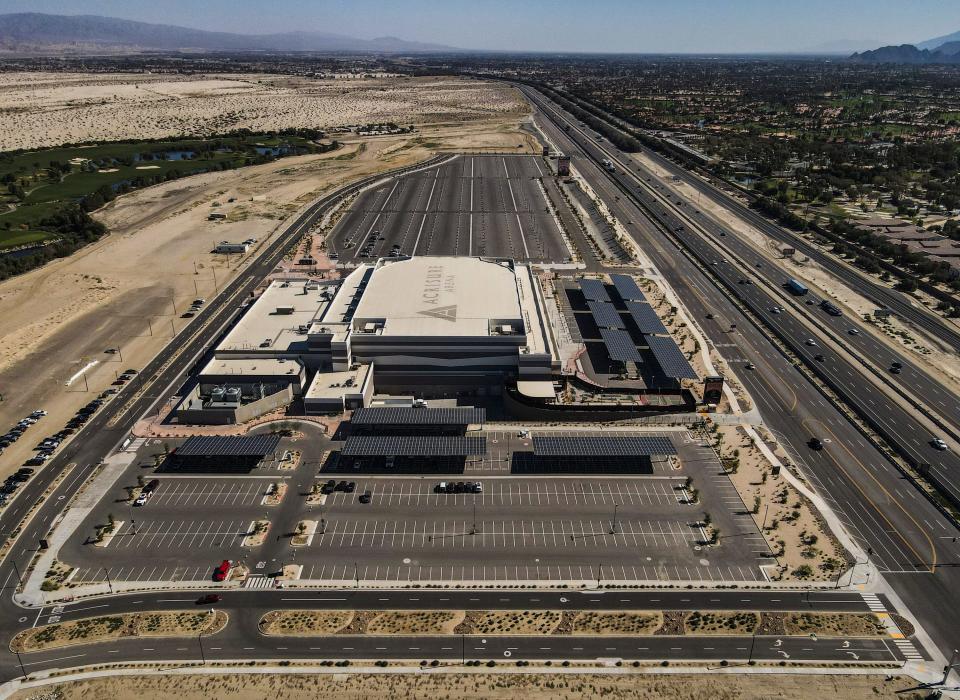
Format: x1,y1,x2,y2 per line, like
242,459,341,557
212,560,232,582
196,593,222,605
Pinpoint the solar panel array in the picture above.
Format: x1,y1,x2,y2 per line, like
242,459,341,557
341,435,487,457
599,327,643,363
532,435,677,456
351,406,485,426
176,435,281,457
610,274,645,302
586,301,626,329
644,334,698,379
579,278,611,303
625,300,668,335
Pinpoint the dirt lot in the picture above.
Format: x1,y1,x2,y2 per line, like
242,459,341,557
0,77,532,479
11,672,924,700
0,74,528,151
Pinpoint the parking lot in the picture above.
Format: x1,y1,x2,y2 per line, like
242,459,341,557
58,428,772,586
326,155,573,264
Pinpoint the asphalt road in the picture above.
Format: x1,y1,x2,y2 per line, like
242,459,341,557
4,588,905,677
572,95,960,353
520,85,960,659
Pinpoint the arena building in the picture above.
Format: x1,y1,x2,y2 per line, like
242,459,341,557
175,256,560,421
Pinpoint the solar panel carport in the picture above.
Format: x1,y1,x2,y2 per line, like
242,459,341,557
580,278,611,303
176,435,281,457
644,334,698,380
169,435,281,471
609,273,645,302
341,436,487,456
599,328,643,363
532,435,676,456
586,301,626,329
625,300,668,335
351,407,485,427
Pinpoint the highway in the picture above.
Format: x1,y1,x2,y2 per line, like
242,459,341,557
525,89,960,509
569,92,960,352
519,84,960,660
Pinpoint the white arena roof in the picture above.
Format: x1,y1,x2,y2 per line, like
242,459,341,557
351,257,524,338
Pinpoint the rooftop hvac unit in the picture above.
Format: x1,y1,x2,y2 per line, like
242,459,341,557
210,387,226,400
225,387,242,399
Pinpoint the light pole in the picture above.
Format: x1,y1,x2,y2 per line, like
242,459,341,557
610,504,619,535
354,562,359,588
102,567,113,594
13,649,26,679
470,503,476,536
941,648,960,686
198,630,206,665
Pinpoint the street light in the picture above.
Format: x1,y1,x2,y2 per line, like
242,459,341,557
610,504,619,535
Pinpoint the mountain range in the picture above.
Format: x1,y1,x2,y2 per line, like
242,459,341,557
0,12,458,54
850,41,960,64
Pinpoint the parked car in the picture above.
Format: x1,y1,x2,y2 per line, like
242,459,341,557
359,490,372,504
143,479,160,493
212,560,232,582
133,493,149,507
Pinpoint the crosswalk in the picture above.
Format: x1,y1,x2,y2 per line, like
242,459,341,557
892,638,923,661
243,575,273,589
862,593,925,662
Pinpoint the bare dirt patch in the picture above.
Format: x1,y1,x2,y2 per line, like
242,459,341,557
259,610,353,636
684,611,759,635
468,611,562,635
572,611,662,636
11,672,920,700
365,611,464,635
784,612,886,637
12,610,226,652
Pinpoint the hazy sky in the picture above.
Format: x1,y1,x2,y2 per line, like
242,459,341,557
3,0,960,53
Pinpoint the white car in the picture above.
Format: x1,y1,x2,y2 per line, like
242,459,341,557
931,438,949,451
133,493,150,506
805,339,817,347
848,328,860,335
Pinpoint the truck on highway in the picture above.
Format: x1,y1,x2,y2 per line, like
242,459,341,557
820,299,842,316
785,278,809,296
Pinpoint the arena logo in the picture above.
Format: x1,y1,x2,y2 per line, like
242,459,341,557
418,305,458,322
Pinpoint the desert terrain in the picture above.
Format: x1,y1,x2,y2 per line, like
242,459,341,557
0,75,533,478
0,73,527,151
10,671,920,700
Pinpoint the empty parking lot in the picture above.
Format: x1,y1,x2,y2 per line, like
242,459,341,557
327,155,573,264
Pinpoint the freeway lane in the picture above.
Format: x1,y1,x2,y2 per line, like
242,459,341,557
626,155,960,451
521,86,960,658
566,91,960,352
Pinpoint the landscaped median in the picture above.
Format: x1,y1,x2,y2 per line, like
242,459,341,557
11,610,227,653
258,610,885,638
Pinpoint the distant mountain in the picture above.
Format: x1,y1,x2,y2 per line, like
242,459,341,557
0,12,458,54
850,42,960,64
917,29,960,52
